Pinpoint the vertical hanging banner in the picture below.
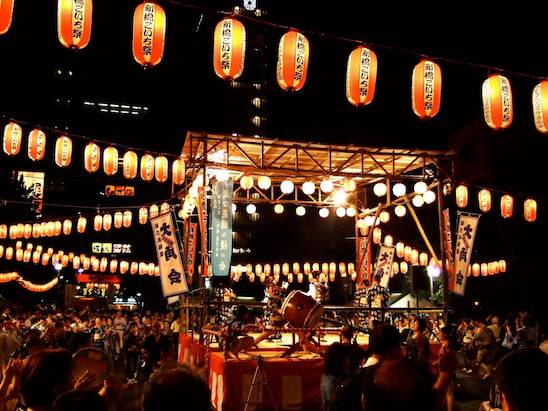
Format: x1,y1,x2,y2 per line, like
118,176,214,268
151,212,188,297
183,221,197,278
442,209,454,288
374,245,396,288
209,178,233,276
356,237,369,282
196,186,209,277
451,212,480,296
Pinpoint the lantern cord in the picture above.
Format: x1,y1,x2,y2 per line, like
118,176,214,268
165,0,546,80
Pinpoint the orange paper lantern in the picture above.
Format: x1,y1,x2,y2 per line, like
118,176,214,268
213,18,246,81
478,189,491,212
532,80,548,134
93,215,102,231
57,0,93,49
103,146,119,175
123,151,138,179
277,30,309,91
346,45,377,106
102,214,112,231
154,156,168,183
0,224,6,239
139,207,148,224
77,216,87,233
84,142,101,172
123,211,132,228
132,2,166,67
27,129,47,161
140,154,155,181
500,194,514,218
412,59,442,119
55,136,72,167
482,74,513,129
3,121,22,155
523,198,537,223
0,0,14,34
114,212,123,229
62,219,72,235
172,159,185,185
455,185,468,208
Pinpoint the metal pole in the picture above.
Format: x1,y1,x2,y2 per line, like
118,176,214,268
436,180,449,323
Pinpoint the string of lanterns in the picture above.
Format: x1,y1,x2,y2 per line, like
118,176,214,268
1,2,546,131
0,241,160,276
0,271,59,292
467,260,507,277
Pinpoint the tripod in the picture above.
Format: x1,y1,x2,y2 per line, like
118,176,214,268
243,356,278,411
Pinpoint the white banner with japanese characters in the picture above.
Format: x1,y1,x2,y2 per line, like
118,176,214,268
451,212,480,296
151,212,188,297
374,245,395,288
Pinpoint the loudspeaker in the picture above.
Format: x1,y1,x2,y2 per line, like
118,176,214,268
410,266,430,294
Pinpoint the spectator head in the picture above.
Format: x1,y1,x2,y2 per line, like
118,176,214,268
368,324,401,358
440,326,458,349
411,317,427,333
362,359,435,411
495,349,548,411
373,274,382,284
53,390,107,411
491,316,499,325
362,279,370,288
20,348,73,409
324,342,350,376
142,366,210,411
340,325,354,343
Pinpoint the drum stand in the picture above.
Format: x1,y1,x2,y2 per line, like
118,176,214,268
243,356,278,411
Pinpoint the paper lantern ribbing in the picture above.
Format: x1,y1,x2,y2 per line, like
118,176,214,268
83,142,101,172
57,0,93,49
500,194,514,218
532,80,548,133
213,18,246,81
455,185,468,208
103,146,119,175
140,154,155,181
0,0,14,34
482,74,513,130
123,151,138,179
55,136,72,167
346,45,377,106
172,159,185,185
154,156,168,182
277,30,309,91
523,198,537,223
412,59,442,119
3,121,22,155
478,189,492,212
27,129,47,161
132,2,166,67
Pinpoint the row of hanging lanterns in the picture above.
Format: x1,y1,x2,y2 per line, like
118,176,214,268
239,175,356,194
2,123,187,184
454,185,538,222
468,260,507,277
0,271,59,292
1,2,546,131
239,203,357,218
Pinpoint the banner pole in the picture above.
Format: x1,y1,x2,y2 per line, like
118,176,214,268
437,181,449,323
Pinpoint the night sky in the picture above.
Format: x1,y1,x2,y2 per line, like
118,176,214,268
0,1,546,320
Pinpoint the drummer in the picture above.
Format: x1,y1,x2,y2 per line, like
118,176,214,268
263,277,286,339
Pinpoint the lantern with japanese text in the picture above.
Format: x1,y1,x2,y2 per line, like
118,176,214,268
154,156,168,182
23,224,32,239
532,80,548,133
372,227,382,244
3,121,22,155
160,202,170,215
482,74,513,129
114,212,123,229
481,263,488,276
411,250,419,265
0,224,6,239
55,136,72,167
16,248,24,261
123,210,132,228
213,18,246,81
404,246,412,262
396,242,404,258
132,2,166,67
93,215,102,231
0,0,14,34
102,214,112,231
139,207,148,224
77,216,87,233
32,251,41,264
455,185,468,208
28,129,46,161
110,260,118,274
119,261,129,274
400,262,408,274
478,189,491,212
277,30,309,91
472,263,480,277
84,142,100,172
500,194,514,218
45,222,54,237
384,235,393,247
57,0,93,49
62,219,72,235
41,253,50,266
72,255,80,270
139,262,148,275
123,151,138,179
54,221,62,236
172,159,185,185
391,262,399,276
130,262,138,275
499,260,507,273
523,198,537,223
140,154,155,181
419,253,428,266
346,45,377,106
148,263,155,276
412,59,442,119
31,223,40,238
103,146,119,175
149,204,159,218
5,247,13,260
99,257,108,272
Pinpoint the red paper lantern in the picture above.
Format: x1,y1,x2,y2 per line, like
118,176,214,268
482,74,513,129
213,18,246,81
455,185,468,208
346,45,377,106
277,30,309,91
57,0,93,49
0,0,14,34
523,198,537,222
3,121,22,155
28,129,47,161
103,146,119,175
172,159,185,185
154,156,168,183
140,154,155,181
412,59,442,118
532,80,548,134
55,136,72,167
84,142,101,172
478,189,491,212
132,2,166,67
123,151,138,179
500,194,514,218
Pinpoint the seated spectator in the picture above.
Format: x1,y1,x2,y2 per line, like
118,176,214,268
494,349,548,411
141,366,210,411
52,390,107,411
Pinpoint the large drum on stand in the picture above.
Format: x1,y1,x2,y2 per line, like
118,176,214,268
281,290,324,328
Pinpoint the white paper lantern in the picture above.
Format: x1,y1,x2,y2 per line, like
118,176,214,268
274,204,284,214
319,207,329,218
394,205,407,217
393,183,406,197
296,206,306,216
412,195,424,208
423,190,436,204
414,181,427,194
346,207,356,217
257,176,271,190
246,204,257,214
336,207,346,217
373,182,387,197
280,180,294,194
320,179,334,193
